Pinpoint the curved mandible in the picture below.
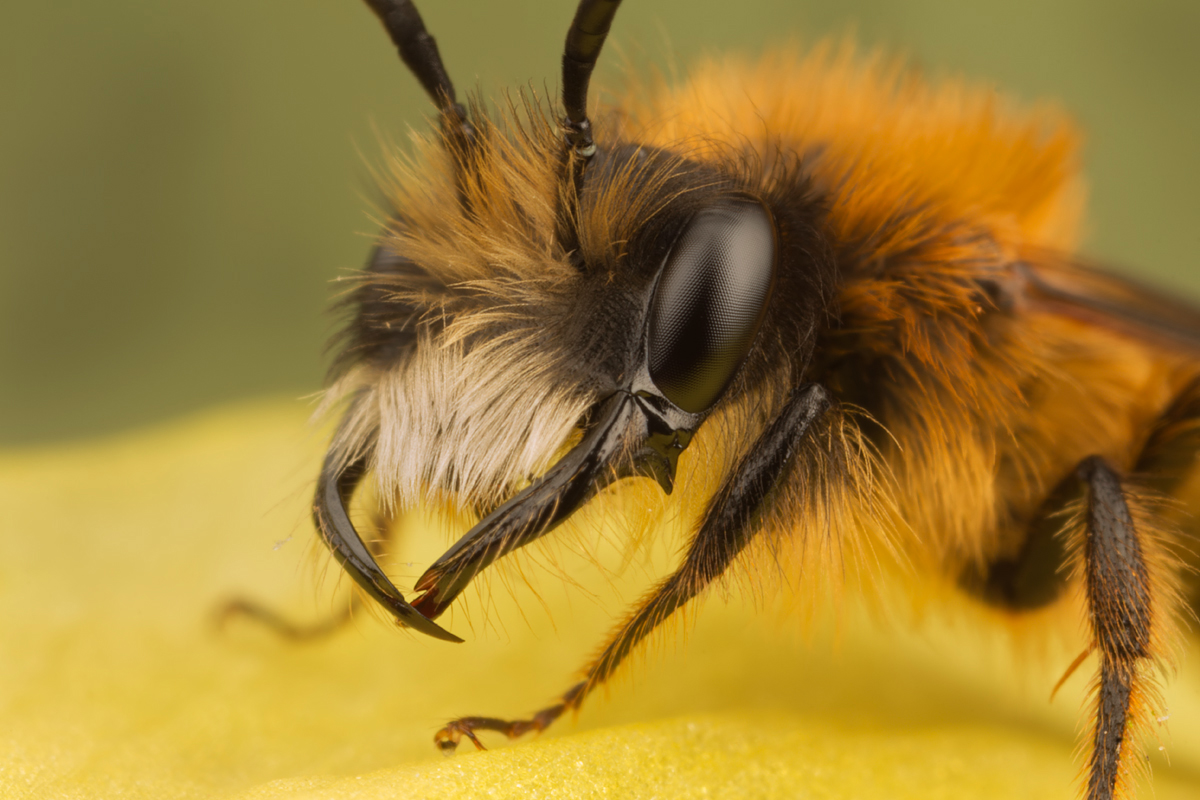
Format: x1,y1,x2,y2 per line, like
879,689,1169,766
313,450,463,643
411,392,637,619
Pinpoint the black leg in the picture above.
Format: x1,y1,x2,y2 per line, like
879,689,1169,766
971,452,1173,800
215,594,361,642
432,383,834,752
965,377,1199,800
987,453,1178,800
1075,456,1156,800
963,465,1083,611
216,506,388,642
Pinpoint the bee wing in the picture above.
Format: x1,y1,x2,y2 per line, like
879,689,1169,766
1017,250,1200,352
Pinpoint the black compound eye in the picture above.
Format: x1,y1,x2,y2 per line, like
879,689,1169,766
647,199,777,413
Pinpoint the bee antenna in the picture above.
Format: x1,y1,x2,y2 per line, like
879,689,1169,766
362,0,475,145
561,0,624,161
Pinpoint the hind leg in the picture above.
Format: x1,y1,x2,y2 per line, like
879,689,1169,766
966,378,1200,800
972,454,1177,800
1070,456,1172,800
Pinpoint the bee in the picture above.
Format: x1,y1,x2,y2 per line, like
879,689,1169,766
228,2,1198,798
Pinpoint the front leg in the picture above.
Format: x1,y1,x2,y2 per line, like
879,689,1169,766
434,382,834,752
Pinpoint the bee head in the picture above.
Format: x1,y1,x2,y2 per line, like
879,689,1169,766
316,1,837,637
328,116,832,506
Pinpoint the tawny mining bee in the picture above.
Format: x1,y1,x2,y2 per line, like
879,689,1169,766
227,2,1199,798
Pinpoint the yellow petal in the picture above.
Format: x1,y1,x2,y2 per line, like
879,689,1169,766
1,400,1197,799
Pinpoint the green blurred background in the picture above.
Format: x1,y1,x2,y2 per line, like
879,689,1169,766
1,0,1197,446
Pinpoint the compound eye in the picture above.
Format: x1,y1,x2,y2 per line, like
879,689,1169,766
647,199,777,413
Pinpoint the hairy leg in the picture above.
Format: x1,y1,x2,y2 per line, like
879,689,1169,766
964,451,1175,800
215,507,394,641
433,383,834,752
1073,456,1169,800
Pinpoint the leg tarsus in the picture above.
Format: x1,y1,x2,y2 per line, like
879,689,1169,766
434,682,584,754
215,595,358,642
1090,661,1135,800
430,384,833,755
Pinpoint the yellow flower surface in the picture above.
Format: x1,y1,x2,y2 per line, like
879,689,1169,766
1,401,1197,799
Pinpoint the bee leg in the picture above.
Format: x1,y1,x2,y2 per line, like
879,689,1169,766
1072,456,1161,800
215,507,392,642
214,594,361,642
968,373,1200,612
978,380,1196,799
433,383,833,753
966,472,1077,610
432,681,587,753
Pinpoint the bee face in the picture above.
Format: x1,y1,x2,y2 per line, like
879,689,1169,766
315,87,839,629
331,134,819,514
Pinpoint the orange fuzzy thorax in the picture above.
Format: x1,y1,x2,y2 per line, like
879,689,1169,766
624,41,1085,255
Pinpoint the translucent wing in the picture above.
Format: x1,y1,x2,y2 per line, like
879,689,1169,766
1018,249,1200,353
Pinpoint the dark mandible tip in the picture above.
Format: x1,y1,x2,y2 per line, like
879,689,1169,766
362,0,475,141
561,0,624,159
